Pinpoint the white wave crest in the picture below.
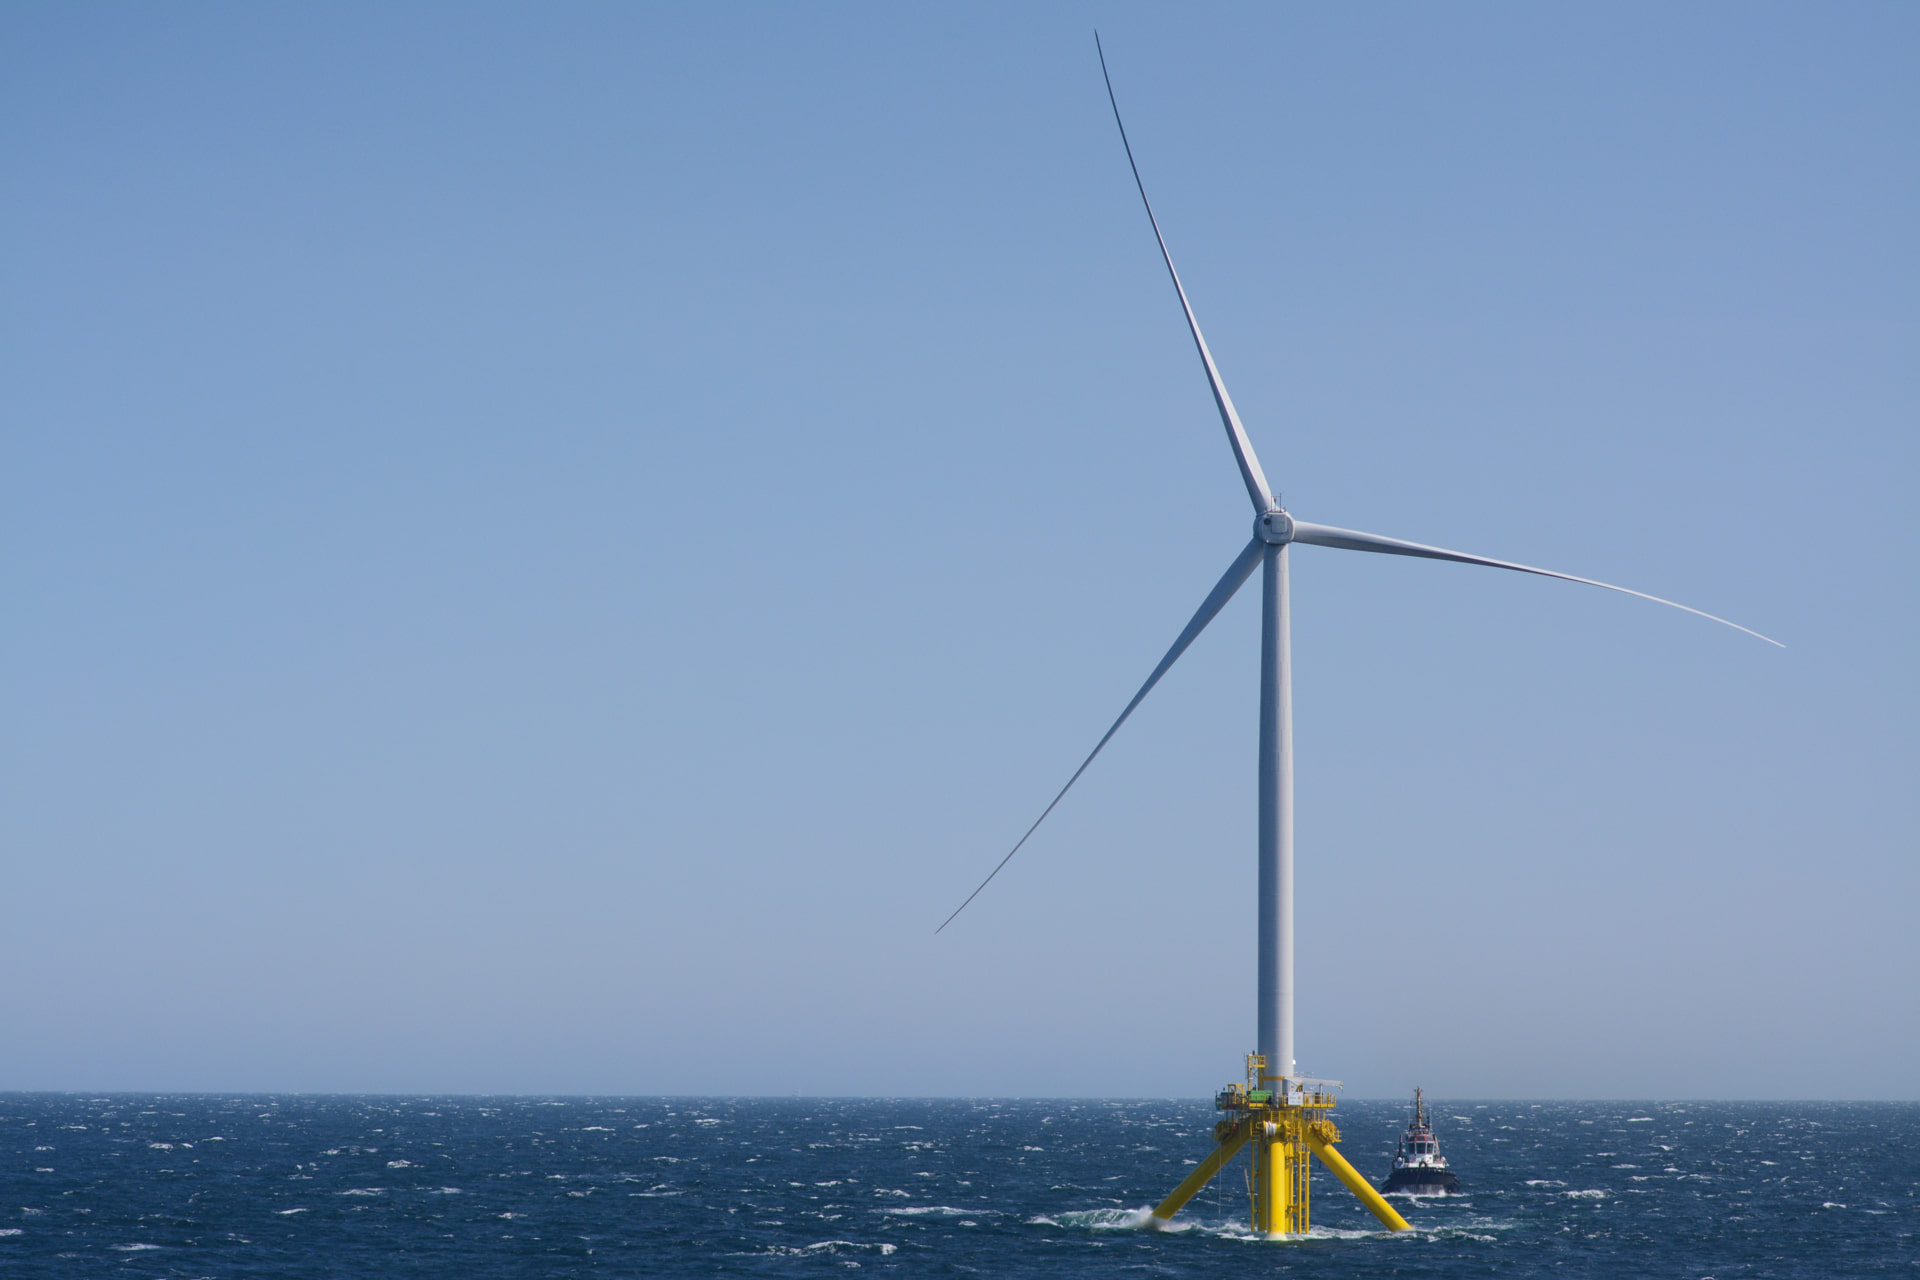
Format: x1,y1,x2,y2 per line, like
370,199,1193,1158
1032,1207,1156,1231
880,1205,991,1217
732,1241,897,1257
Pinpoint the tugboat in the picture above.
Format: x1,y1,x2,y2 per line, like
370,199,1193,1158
1380,1088,1460,1196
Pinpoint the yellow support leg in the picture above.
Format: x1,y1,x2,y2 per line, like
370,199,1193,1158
1255,1130,1290,1235
1250,1123,1311,1236
1303,1126,1410,1231
1151,1119,1249,1223
1291,1132,1312,1233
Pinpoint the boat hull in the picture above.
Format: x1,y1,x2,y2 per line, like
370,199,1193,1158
1381,1167,1461,1196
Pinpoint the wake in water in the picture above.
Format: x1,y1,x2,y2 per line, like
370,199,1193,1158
1034,1202,1515,1248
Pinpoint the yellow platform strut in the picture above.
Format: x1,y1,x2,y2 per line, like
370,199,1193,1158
1152,1054,1409,1236
1150,1116,1249,1222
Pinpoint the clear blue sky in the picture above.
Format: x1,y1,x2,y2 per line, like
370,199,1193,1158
4,3,1914,1098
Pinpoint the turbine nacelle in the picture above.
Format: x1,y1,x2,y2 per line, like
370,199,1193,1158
1256,509,1295,546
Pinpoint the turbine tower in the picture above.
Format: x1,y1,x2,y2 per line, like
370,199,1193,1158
940,39,1780,1238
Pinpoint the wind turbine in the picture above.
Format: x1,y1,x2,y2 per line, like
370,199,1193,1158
938,39,1782,1239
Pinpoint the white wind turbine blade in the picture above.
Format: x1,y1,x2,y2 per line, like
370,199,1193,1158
1097,34,1275,516
1289,520,1783,647
937,537,1267,933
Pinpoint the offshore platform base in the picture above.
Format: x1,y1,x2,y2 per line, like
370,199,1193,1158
1151,1055,1410,1237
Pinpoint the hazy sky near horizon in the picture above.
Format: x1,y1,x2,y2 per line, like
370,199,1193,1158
4,3,1915,1099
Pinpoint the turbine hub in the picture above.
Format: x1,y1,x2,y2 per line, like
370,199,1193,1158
1256,509,1294,546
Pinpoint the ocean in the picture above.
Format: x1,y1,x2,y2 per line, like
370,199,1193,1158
3,1095,1913,1276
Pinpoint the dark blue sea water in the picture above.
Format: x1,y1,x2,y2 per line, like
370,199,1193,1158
2,1095,1913,1277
